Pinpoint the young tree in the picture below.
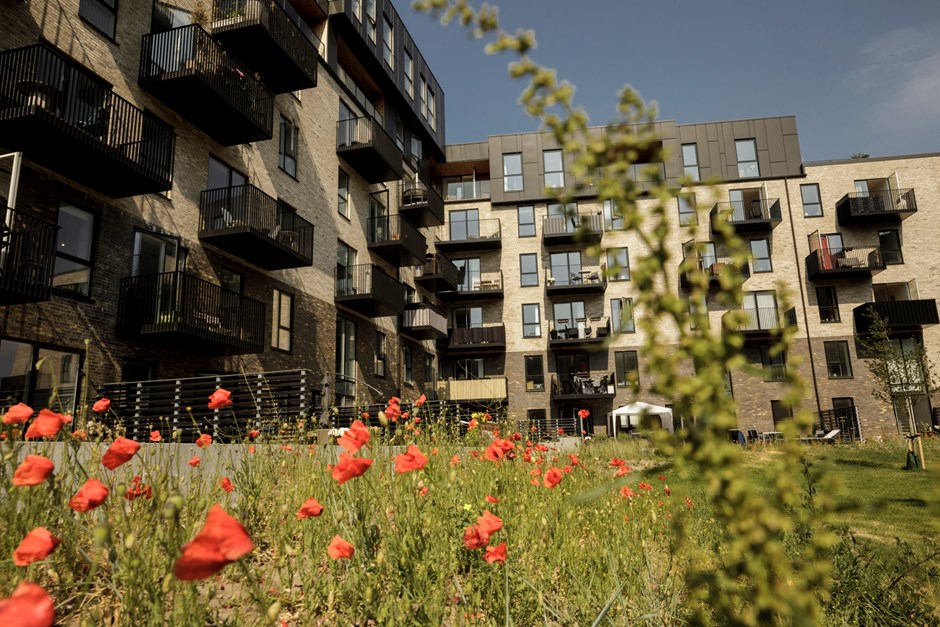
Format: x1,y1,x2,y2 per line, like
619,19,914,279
857,310,936,468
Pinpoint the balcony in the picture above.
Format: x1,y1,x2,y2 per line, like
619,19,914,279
414,253,458,292
199,185,314,269
438,377,508,402
336,117,403,183
434,219,501,253
806,247,884,282
368,214,426,266
443,180,491,201
400,179,445,227
550,372,616,401
0,208,58,305
542,212,604,246
116,271,265,355
723,307,797,339
0,43,175,197
546,265,608,296
439,270,503,301
210,0,319,94
445,324,506,352
549,317,610,348
710,199,782,234
836,189,917,225
334,263,404,316
139,25,274,146
401,303,448,340
853,300,939,333
680,257,750,289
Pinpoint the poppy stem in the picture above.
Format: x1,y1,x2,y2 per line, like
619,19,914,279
504,553,510,627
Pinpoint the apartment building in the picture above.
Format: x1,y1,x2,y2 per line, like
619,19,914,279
0,0,936,439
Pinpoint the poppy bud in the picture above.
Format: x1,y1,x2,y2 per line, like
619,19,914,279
93,524,110,547
267,602,281,622
124,533,136,550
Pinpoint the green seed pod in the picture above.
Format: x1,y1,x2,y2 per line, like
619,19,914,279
124,533,136,550
93,524,110,547
267,601,281,622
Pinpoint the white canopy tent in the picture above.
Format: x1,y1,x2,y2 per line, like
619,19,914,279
607,402,674,435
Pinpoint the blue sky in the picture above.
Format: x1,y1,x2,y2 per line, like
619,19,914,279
402,0,940,161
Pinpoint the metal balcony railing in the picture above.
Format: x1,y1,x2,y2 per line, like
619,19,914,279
402,304,448,336
415,253,459,287
711,198,782,228
0,208,58,305
680,256,750,287
448,324,506,349
806,246,884,277
543,212,604,237
400,179,445,227
836,189,917,223
549,317,611,341
853,300,940,332
454,269,502,294
546,264,607,288
725,307,797,333
550,372,616,397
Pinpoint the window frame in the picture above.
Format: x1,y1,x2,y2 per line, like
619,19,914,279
278,116,298,178
543,149,564,188
517,205,536,237
519,253,539,287
403,344,413,384
681,143,700,181
522,303,541,338
603,199,624,230
735,138,760,178
678,193,697,226
611,297,635,334
0,338,83,415
760,345,786,382
337,168,350,218
374,331,387,378
381,15,394,68
815,286,840,323
427,88,436,131
614,350,639,388
271,288,293,352
364,0,376,42
878,229,903,265
605,247,630,281
403,50,414,98
749,238,772,273
452,306,483,329
503,153,523,192
824,340,853,379
524,355,545,391
79,0,118,40
800,183,823,217
53,203,96,297
419,75,428,120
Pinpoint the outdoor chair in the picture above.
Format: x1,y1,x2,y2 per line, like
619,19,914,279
746,429,761,443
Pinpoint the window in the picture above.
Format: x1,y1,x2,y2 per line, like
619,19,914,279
404,51,414,97
735,139,759,178
503,153,523,192
548,251,581,286
0,340,82,414
816,287,840,323
681,143,700,181
132,230,181,276
750,238,772,273
455,358,484,380
603,199,624,230
801,184,822,217
220,267,242,294
208,155,246,189
760,346,786,381
278,117,298,178
742,291,778,331
452,306,482,329
403,345,413,384
382,15,393,67
520,254,539,287
547,202,579,234
689,295,709,330
364,0,376,42
522,304,541,338
525,355,544,391
337,168,349,218
427,89,436,131
605,248,630,281
824,341,853,378
879,229,903,264
80,0,117,39
151,1,187,32
611,298,634,333
543,149,564,188
424,353,436,384
335,316,357,404
771,400,793,427
678,194,696,226
615,351,639,388
336,241,357,295
517,205,535,237
454,258,480,291
271,289,293,351
419,75,428,119
374,332,387,377
448,209,480,242
54,204,95,296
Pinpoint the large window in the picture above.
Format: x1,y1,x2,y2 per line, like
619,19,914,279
54,204,95,296
771,400,793,427
338,168,349,218
760,346,786,381
681,143,700,181
517,205,535,237
424,353,436,384
543,149,564,188
750,238,772,273
615,351,639,388
80,0,117,39
549,251,582,286
735,139,759,178
603,199,624,230
404,51,414,97
271,289,293,352
525,355,544,391
208,155,246,189
801,184,822,217
419,75,428,119
132,230,181,277
605,248,630,281
364,0,376,42
374,332,387,377
503,153,523,192
455,358,484,380
552,301,584,337
403,345,413,384
454,258,481,291
824,341,853,379
879,229,903,265
816,286,840,323
452,306,482,329
427,89,436,131
336,241,357,295
611,297,634,333
515,253,539,287
382,15,394,68
449,209,480,241
335,316,356,404
0,340,81,414
678,194,696,226
522,304,541,338
278,117,298,178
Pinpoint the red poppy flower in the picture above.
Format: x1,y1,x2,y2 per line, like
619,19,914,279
248,429,260,439
463,524,489,550
174,505,254,580
530,467,541,477
2,402,33,424
0,581,55,627
101,437,140,470
616,466,630,477
207,389,232,410
569,454,581,466
337,420,370,454
402,411,410,420
394,444,429,474
609,458,626,467
125,476,153,501
476,510,502,536
219,477,234,493
188,457,201,467
149,430,162,442
467,418,478,430
485,495,499,504
639,482,653,491
449,454,460,467
418,485,429,497
664,487,672,496
484,438,514,462
327,535,355,560
556,427,565,435
361,411,369,419
483,542,506,564
563,465,573,474
248,445,256,454
71,429,87,441
620,486,636,499
13,527,61,566
529,478,540,486
12,455,54,487
415,393,427,406
384,402,401,422
483,412,492,422
543,467,563,489
296,497,323,519
195,433,213,448
658,475,666,481
92,398,111,413
24,409,67,439
331,452,373,485
69,478,109,512
578,408,590,419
